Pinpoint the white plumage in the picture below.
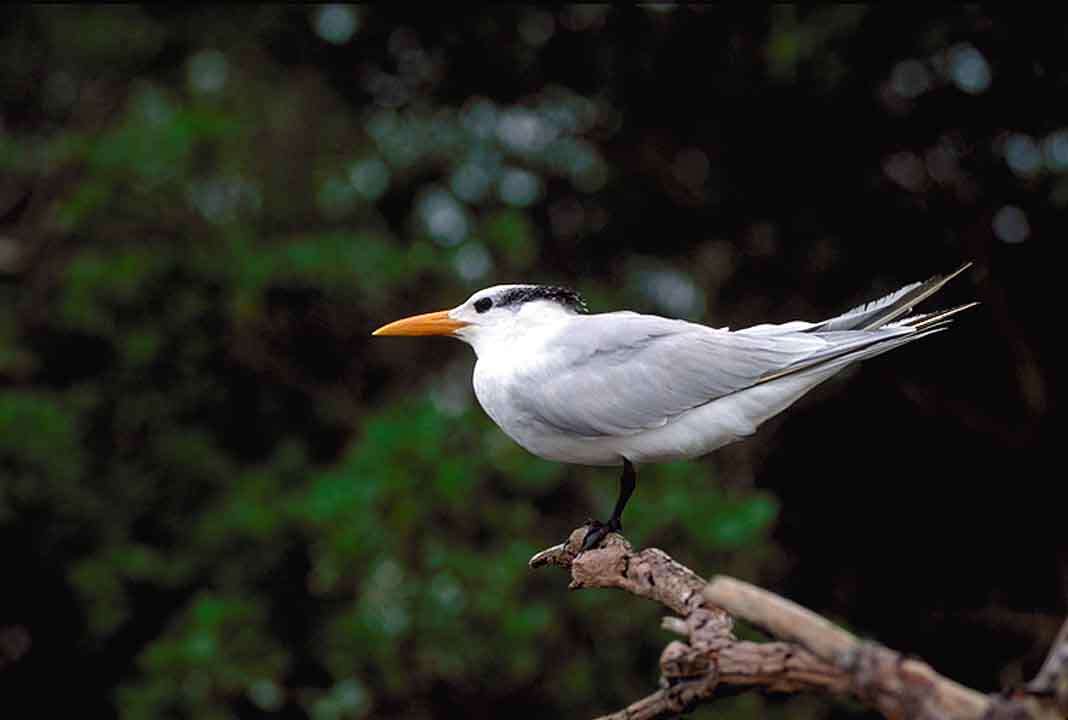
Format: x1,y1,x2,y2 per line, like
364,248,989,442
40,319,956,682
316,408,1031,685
374,264,975,548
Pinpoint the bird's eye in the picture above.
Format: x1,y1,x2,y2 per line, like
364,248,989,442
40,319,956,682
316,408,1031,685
474,297,493,313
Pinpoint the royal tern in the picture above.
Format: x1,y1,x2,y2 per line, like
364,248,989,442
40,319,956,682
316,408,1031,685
374,264,976,550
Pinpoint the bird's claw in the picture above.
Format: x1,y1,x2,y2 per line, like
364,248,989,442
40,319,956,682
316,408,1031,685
580,517,622,552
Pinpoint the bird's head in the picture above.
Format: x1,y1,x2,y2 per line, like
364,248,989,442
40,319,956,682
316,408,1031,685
373,284,587,354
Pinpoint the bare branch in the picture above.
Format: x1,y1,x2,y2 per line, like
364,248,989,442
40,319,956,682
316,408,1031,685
531,526,1067,720
703,575,857,659
1027,618,1068,716
704,576,992,720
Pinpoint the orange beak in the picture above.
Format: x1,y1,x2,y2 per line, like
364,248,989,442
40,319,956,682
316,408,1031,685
372,309,468,337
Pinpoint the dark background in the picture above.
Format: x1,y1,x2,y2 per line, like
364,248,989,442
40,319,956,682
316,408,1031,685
0,5,1062,719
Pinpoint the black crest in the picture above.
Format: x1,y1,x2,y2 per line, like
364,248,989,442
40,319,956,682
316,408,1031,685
497,285,588,313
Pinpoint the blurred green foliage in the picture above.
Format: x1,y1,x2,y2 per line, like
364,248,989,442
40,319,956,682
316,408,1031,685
0,6,783,719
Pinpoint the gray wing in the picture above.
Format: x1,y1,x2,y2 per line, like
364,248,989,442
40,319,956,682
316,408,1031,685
509,312,895,437
509,265,974,439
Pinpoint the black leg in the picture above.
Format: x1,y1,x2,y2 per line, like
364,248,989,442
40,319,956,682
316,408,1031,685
581,459,636,551
608,458,636,530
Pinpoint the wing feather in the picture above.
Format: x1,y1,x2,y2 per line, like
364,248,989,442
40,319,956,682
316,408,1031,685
509,313,835,437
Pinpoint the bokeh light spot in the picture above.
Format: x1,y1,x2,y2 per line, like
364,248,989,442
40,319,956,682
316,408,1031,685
639,269,702,317
430,572,465,612
450,157,497,203
1004,133,1042,178
186,50,228,94
313,4,360,45
430,361,474,416
460,98,498,139
188,176,259,223
1042,130,1068,171
948,43,991,94
248,679,283,712
498,168,542,207
453,241,493,282
417,187,469,246
497,108,555,153
133,84,174,125
993,205,1030,244
890,59,930,99
313,678,369,719
349,158,390,201
565,139,608,192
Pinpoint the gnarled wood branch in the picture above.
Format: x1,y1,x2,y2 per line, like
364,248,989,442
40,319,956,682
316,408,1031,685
1027,618,1068,716
530,526,1066,720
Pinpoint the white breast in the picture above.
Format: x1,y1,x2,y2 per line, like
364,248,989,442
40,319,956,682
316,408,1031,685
472,344,618,465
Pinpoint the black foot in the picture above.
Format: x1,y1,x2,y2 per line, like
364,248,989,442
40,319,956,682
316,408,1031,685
581,517,622,552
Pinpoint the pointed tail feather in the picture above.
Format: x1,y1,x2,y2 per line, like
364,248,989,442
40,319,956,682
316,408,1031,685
755,280,977,388
895,301,981,332
755,322,955,387
810,262,973,332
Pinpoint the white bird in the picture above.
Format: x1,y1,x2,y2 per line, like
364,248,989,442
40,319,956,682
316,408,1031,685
373,264,976,550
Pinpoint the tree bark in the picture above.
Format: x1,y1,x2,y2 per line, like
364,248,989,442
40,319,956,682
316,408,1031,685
529,527,1067,720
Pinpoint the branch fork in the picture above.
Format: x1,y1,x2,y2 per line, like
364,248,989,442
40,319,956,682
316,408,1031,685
530,527,1067,720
